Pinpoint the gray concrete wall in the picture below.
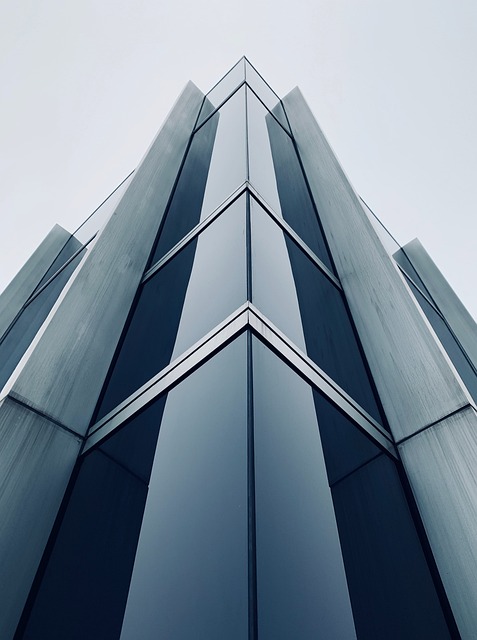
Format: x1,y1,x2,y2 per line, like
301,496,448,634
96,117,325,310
0,225,72,339
399,237,477,368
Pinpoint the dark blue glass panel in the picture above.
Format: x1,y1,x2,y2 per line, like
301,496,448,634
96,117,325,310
285,234,383,424
313,391,452,639
95,239,197,420
406,278,477,402
252,338,357,639
119,335,248,640
19,397,167,640
149,111,219,266
96,196,247,421
266,111,334,272
251,203,383,425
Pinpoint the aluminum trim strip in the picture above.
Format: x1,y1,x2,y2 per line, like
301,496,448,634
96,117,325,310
84,303,396,458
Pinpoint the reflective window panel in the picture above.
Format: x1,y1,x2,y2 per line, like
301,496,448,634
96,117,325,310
19,397,168,640
244,59,290,132
119,334,248,640
252,337,357,639
313,391,453,639
95,196,247,421
250,198,306,352
246,87,283,215
266,111,334,272
251,202,383,425
199,85,247,218
406,277,477,402
197,58,246,127
149,111,219,266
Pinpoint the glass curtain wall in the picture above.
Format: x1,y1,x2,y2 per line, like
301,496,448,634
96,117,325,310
14,60,457,639
18,332,454,639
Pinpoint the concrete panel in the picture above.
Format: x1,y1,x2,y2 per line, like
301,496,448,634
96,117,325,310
11,82,204,435
399,406,477,639
398,238,477,368
0,396,81,640
282,87,470,441
0,225,73,338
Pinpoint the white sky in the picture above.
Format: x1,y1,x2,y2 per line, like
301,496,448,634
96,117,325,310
1,0,476,317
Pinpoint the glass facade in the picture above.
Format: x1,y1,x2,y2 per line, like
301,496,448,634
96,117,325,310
4,59,464,639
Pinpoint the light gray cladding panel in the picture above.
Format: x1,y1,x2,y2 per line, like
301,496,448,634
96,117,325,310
11,82,204,435
0,225,73,338
399,406,477,639
0,396,81,640
282,87,469,441
399,238,477,368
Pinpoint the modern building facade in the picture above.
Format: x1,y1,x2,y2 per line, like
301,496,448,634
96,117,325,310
1,58,477,639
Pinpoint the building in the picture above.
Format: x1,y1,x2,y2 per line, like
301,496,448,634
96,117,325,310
1,58,477,638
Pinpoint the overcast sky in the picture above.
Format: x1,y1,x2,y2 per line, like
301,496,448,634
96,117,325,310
1,0,476,317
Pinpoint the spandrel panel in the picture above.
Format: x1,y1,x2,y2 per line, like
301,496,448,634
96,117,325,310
197,58,245,126
20,398,167,640
251,200,306,352
266,111,334,272
119,335,248,640
244,60,289,132
246,88,283,214
149,111,219,266
407,278,477,402
252,337,357,639
198,85,247,218
314,391,452,639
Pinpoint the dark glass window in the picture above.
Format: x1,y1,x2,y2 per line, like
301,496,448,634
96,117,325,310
266,111,334,271
252,337,357,639
251,202,383,425
406,278,477,401
313,391,452,639
149,110,219,266
95,240,196,420
196,58,246,126
96,196,247,421
285,232,383,424
20,397,167,640
244,59,290,132
119,334,248,640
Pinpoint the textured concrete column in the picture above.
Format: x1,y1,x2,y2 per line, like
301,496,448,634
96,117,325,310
0,82,204,639
284,87,477,637
398,237,477,368
0,224,72,339
11,81,204,434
